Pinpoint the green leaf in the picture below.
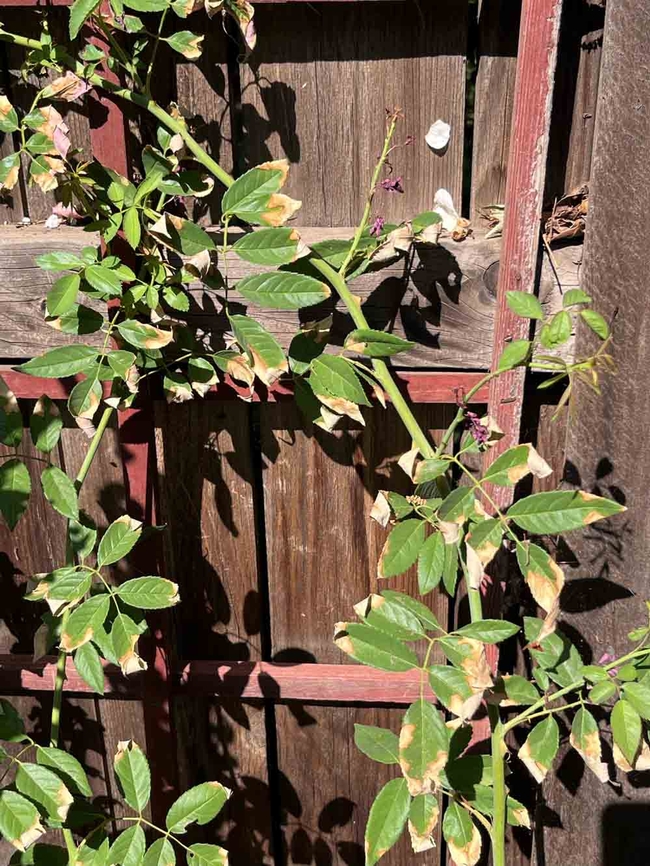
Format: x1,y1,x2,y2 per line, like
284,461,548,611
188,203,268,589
166,782,230,833
0,790,44,851
186,844,228,866
30,397,63,454
442,540,459,597
36,747,92,797
417,531,445,593
84,264,123,297
51,305,104,336
0,459,31,529
482,443,550,487
335,622,419,672
411,211,442,233
9,844,68,865
229,315,287,386
524,617,584,687
563,289,592,308
540,310,572,349
506,291,544,320
501,675,539,706
115,576,180,609
358,594,424,641
69,0,101,37
442,802,480,865
310,356,370,406
108,824,146,866
221,165,284,217
41,466,79,520
35,250,85,272
380,590,442,632
123,207,141,250
622,682,650,719
16,764,73,821
73,642,105,695
18,346,98,378
161,216,215,257
117,320,173,350
26,566,92,604
0,699,25,741
107,350,136,381
408,793,439,851
68,378,102,420
570,707,608,782
142,838,175,866
76,833,109,866
232,227,301,265
497,339,531,371
47,274,80,317
114,740,151,813
61,595,110,652
508,490,625,534
124,0,169,10
0,97,19,134
412,458,448,484
111,613,144,674
611,699,642,765
353,724,400,764
377,519,426,579
428,665,475,715
344,329,415,358
364,778,410,866
588,679,616,705
236,271,330,310
580,308,609,339
69,515,97,559
454,619,519,644
97,516,142,566
519,716,559,782
438,487,475,523
398,699,448,795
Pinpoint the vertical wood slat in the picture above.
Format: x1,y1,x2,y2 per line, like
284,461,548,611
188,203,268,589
483,0,563,509
543,1,650,863
260,405,454,866
469,0,521,220
238,0,467,226
154,400,272,862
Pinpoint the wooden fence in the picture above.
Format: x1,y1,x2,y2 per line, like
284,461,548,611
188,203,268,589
1,0,636,865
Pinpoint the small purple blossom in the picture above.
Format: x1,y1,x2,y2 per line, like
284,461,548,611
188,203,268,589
370,216,385,237
380,176,404,194
466,410,489,446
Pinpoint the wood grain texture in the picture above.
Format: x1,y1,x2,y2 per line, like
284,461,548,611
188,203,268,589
175,27,232,224
470,0,521,219
154,400,262,662
0,225,581,369
542,1,650,863
260,402,453,662
238,0,467,226
483,0,563,510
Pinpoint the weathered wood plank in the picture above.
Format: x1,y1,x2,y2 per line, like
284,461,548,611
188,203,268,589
154,400,261,660
175,27,232,225
0,225,582,368
470,0,521,219
543,1,650,862
238,1,467,226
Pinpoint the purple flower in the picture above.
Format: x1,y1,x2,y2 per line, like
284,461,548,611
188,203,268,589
466,410,489,445
370,216,385,237
380,176,404,194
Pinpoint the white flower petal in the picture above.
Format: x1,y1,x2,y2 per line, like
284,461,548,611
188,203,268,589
433,188,460,231
425,119,451,152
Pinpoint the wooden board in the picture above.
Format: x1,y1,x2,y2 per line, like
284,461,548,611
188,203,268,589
0,225,582,369
469,0,521,219
238,1,467,226
154,399,262,662
541,2,650,863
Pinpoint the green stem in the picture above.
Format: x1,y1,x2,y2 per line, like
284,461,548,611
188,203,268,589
434,370,497,458
74,406,114,492
489,705,507,866
144,7,168,93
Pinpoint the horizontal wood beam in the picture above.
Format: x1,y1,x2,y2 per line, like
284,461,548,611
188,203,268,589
0,656,432,704
0,368,489,403
0,226,580,370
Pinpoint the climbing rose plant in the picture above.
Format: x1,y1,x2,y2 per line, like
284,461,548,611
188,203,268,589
0,4,639,866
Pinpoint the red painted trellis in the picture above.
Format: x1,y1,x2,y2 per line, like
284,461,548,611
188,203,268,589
0,0,563,813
